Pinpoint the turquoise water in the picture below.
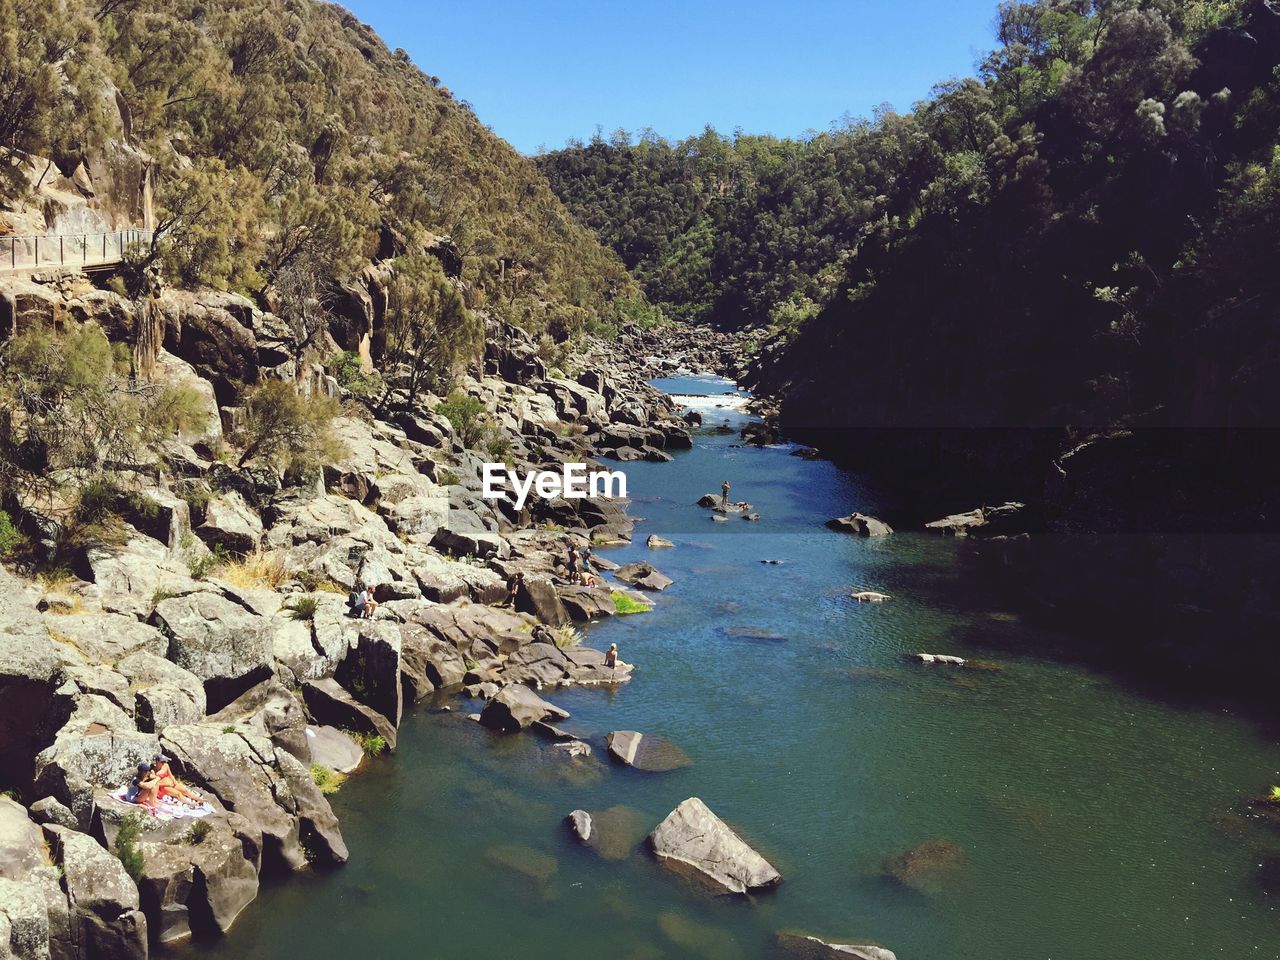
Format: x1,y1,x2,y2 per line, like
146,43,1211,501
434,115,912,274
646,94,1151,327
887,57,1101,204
190,376,1280,960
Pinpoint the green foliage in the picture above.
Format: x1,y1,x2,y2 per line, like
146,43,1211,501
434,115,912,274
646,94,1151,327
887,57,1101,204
309,764,346,795
0,322,207,510
1,0,638,331
551,624,582,649
221,725,238,735
187,546,222,581
379,254,481,407
185,819,213,845
1269,785,1280,803
0,509,22,556
611,592,651,615
328,351,382,399
232,380,345,475
344,730,387,757
436,391,490,448
286,595,320,621
113,813,145,884
436,467,461,487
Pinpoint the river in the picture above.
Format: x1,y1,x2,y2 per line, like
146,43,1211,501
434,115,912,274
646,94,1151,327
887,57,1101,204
190,375,1279,960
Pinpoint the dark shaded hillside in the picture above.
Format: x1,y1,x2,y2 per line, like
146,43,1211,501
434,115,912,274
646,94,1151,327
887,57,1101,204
541,0,1280,533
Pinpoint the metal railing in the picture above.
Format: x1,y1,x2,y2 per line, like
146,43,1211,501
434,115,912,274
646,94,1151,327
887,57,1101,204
1,228,154,274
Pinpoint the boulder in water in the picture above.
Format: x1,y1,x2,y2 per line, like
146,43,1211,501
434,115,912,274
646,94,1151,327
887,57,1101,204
478,685,569,733
826,513,893,537
851,591,892,602
646,534,674,549
913,653,966,666
776,931,897,960
614,563,673,592
648,797,781,894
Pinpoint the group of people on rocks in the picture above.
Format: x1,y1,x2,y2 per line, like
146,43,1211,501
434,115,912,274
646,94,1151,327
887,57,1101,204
125,754,204,813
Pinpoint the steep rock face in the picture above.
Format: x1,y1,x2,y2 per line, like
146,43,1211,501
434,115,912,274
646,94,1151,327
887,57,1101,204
150,594,273,712
159,725,347,871
156,292,261,404
43,825,147,960
135,813,259,945
0,568,61,792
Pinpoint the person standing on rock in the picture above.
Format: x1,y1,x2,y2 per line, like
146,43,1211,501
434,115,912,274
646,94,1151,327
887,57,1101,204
566,544,580,584
721,480,731,509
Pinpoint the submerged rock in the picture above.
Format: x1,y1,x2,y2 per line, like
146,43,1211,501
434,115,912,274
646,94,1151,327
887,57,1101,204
826,513,893,537
882,839,965,893
605,731,691,772
648,797,782,895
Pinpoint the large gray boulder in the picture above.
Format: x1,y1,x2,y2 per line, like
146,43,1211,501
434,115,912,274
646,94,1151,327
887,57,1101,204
116,652,206,734
478,685,569,733
85,530,203,619
197,491,263,555
825,513,894,537
614,563,672,592
924,501,1026,537
43,825,147,960
502,642,570,690
513,577,568,627
0,875,54,960
151,593,273,711
648,797,782,895
301,679,397,751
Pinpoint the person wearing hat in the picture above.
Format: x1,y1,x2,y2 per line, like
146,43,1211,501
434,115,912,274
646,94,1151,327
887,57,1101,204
153,754,203,807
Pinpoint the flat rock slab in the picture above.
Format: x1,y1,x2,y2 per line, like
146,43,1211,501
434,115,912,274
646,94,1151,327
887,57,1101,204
606,731,691,772
306,726,364,774
648,797,782,895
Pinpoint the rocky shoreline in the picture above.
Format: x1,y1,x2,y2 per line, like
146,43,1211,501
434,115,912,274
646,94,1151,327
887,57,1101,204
0,270,752,958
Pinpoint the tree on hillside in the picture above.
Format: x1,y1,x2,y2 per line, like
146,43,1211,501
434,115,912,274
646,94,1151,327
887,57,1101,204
379,253,481,410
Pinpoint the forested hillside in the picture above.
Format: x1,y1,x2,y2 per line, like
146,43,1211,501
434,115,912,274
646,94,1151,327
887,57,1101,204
539,0,1280,530
2,0,637,338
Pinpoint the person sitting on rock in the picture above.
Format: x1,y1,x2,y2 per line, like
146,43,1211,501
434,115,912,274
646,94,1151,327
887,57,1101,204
153,754,203,807
604,642,619,670
503,571,525,608
127,762,161,812
358,584,379,620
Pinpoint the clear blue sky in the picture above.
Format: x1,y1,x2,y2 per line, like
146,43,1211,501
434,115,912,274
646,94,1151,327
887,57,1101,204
340,0,1002,154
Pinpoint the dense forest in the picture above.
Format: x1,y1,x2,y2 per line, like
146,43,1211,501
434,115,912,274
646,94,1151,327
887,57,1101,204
1,0,641,340
539,0,1280,532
